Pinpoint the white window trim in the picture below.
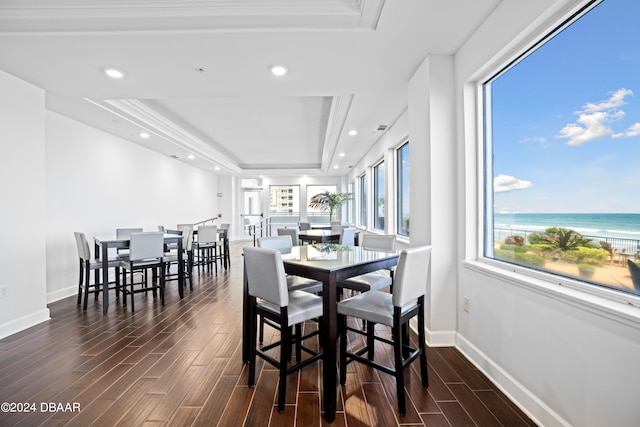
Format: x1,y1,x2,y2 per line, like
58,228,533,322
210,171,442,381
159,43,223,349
468,0,640,322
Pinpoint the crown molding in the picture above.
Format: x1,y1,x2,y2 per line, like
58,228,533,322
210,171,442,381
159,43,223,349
321,94,354,174
0,0,385,34
86,98,243,175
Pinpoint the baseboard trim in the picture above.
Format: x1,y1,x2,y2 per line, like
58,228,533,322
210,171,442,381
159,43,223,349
47,285,77,304
455,334,570,427
0,308,50,340
425,328,456,347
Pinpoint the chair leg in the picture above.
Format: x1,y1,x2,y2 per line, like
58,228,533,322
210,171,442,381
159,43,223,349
339,314,347,385
214,245,218,274
130,272,136,312
418,299,429,388
160,264,165,305
278,324,290,413
122,270,127,305
393,318,407,416
83,261,91,310
248,299,258,387
259,315,265,344
295,323,302,363
77,260,83,306
367,321,375,361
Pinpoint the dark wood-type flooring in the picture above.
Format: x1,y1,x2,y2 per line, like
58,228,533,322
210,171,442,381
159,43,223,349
0,241,536,426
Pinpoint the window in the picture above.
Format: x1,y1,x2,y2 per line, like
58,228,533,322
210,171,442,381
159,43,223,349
358,174,367,227
373,161,385,230
348,180,355,224
269,185,299,217
307,185,336,223
484,0,640,295
397,142,410,236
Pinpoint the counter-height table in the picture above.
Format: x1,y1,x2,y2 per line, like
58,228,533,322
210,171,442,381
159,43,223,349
298,229,360,245
242,243,399,422
94,233,184,314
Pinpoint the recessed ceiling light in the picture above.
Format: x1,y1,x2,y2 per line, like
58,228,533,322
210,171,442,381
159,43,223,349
333,165,339,169
188,154,195,160
139,132,150,139
348,130,358,136
103,67,125,79
339,152,346,157
270,65,288,76
214,166,220,171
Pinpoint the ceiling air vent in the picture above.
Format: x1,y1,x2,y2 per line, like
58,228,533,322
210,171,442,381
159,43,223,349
375,124,388,132
169,154,180,159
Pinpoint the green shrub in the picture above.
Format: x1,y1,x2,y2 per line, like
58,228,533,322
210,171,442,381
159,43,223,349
500,243,530,253
495,249,546,268
528,227,592,250
559,247,608,265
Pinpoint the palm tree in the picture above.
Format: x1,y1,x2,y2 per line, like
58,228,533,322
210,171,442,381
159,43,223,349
308,191,351,223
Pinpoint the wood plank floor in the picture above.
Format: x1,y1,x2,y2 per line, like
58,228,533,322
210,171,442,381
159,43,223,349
0,240,536,426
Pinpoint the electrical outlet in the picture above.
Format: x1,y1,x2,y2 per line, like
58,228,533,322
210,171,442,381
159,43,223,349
463,297,470,312
0,286,7,298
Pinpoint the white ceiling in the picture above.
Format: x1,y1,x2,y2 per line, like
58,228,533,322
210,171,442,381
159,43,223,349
0,0,500,176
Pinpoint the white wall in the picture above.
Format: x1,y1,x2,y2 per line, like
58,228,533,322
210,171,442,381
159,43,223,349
0,71,50,338
45,111,218,303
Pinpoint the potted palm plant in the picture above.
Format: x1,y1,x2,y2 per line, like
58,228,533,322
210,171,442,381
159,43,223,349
308,191,351,224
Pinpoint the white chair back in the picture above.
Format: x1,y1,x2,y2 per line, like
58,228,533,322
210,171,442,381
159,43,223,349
243,247,289,307
392,246,432,308
258,236,293,254
177,223,194,233
198,225,218,244
74,232,91,261
277,227,299,247
339,227,356,246
116,227,143,239
129,232,165,261
182,228,194,251
361,234,396,251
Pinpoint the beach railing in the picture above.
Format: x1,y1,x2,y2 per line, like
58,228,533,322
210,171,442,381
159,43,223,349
494,227,640,260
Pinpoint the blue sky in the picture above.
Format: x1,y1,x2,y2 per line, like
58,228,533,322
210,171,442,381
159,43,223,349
492,0,640,213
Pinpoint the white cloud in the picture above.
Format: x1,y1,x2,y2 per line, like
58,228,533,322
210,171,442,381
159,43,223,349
582,88,632,112
494,174,534,193
613,122,640,138
557,89,633,146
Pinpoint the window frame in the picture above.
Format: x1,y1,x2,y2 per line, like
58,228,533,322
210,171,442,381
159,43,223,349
372,159,385,231
358,174,367,227
396,140,410,237
477,0,640,307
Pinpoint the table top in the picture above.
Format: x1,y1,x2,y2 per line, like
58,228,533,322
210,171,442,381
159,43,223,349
94,233,181,245
281,244,398,272
298,229,337,237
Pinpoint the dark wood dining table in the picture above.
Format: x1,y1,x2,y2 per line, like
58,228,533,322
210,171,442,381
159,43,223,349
94,233,184,314
298,229,340,244
241,243,399,422
298,229,360,245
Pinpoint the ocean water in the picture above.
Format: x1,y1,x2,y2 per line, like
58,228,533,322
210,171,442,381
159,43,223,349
494,213,640,241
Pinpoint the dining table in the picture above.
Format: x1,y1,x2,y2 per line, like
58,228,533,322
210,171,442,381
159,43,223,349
298,229,360,245
94,233,184,315
241,243,399,422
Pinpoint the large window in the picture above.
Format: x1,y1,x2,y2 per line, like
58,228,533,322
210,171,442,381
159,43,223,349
373,161,385,230
397,142,410,236
358,174,367,227
348,180,355,224
269,185,300,225
484,0,640,295
307,185,336,223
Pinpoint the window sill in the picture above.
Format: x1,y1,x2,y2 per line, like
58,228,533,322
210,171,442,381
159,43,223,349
463,259,640,328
